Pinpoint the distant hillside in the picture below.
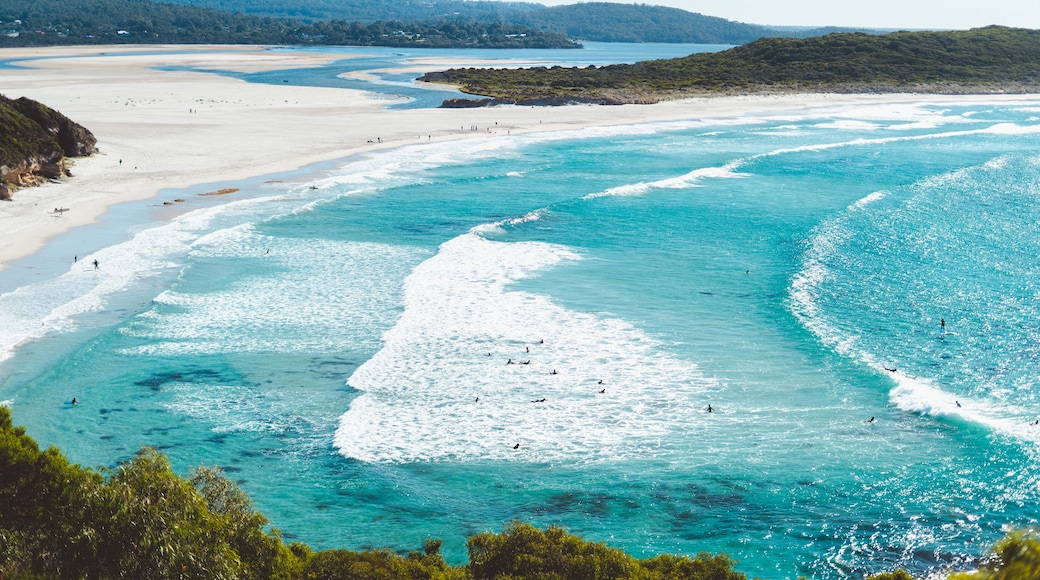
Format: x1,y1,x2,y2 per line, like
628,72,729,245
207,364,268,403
159,0,882,44
0,95,97,200
513,3,769,44
0,0,578,48
166,0,545,22
420,26,1040,105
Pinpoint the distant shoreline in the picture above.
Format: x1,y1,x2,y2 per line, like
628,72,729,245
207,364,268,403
438,81,1040,107
3,45,1040,272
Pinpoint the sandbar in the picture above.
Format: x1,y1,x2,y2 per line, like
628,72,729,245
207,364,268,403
3,44,1040,270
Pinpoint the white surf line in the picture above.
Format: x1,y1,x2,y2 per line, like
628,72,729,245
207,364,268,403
788,162,1040,444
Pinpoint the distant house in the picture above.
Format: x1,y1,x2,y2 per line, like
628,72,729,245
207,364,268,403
117,30,130,37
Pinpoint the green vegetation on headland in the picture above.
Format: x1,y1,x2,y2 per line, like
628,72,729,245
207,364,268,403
0,0,579,48
420,26,1040,105
3,406,1040,579
0,94,97,200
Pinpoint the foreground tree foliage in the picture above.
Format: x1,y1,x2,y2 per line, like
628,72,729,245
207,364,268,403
1,406,1038,579
947,531,1040,580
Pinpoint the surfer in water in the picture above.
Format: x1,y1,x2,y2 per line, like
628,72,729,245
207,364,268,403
707,404,713,413
867,416,875,423
884,366,897,373
940,317,946,333
71,397,77,405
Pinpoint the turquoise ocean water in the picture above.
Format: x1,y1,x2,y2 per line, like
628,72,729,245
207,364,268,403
3,49,1040,578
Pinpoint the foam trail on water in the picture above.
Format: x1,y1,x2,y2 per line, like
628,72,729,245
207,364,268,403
335,231,715,464
122,228,422,356
0,199,254,364
578,122,1040,203
790,157,1040,444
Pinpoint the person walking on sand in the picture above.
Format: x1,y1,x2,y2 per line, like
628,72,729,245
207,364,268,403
92,259,99,270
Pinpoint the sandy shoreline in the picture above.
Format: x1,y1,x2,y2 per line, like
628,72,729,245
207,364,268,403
3,44,1039,271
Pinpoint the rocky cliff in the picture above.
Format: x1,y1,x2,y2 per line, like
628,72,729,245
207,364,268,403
0,95,97,200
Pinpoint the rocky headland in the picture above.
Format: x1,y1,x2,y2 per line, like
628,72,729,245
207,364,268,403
0,94,97,200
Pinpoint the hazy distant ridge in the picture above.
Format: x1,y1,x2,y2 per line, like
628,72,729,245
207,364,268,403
160,0,882,43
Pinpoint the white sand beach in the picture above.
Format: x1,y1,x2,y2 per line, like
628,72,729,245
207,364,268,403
2,44,1037,270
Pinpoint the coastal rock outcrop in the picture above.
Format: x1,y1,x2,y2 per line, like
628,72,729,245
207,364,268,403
0,94,97,200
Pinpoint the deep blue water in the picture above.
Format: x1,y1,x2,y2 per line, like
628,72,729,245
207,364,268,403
2,81,1040,578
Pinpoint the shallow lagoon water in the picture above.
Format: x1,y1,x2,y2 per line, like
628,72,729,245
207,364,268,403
3,93,1040,579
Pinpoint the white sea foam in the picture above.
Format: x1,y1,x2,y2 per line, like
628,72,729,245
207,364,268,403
582,165,747,201
814,120,881,131
0,399,11,408
0,200,246,364
852,191,888,209
334,232,715,464
0,139,455,365
600,123,1040,209
122,231,423,356
790,159,1040,444
576,122,1034,205
888,372,1040,443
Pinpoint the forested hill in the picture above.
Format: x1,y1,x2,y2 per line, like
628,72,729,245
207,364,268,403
168,0,543,23
159,0,879,44
513,3,769,44
420,26,1040,105
0,0,578,48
